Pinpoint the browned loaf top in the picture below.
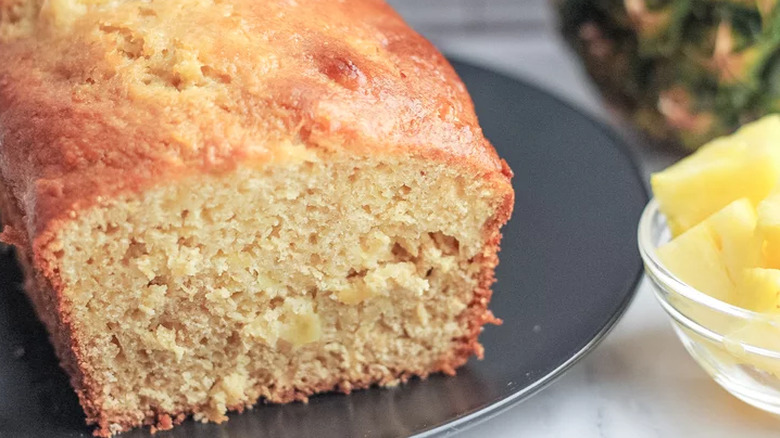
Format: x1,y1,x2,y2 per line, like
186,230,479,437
0,0,512,244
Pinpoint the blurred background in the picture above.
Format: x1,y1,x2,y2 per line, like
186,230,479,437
387,0,602,124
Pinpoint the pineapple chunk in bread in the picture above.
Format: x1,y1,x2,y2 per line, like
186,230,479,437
0,0,514,436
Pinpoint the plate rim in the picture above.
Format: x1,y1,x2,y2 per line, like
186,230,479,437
412,59,649,437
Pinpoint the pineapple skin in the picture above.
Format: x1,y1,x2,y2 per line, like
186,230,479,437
556,0,778,150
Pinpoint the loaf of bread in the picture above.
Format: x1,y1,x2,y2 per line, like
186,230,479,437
0,0,514,435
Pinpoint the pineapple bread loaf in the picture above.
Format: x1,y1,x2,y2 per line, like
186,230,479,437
0,0,514,436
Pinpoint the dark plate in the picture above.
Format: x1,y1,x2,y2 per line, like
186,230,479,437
0,61,647,438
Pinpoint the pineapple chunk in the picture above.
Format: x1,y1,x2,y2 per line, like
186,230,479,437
736,268,780,313
656,199,760,304
707,198,761,280
651,115,780,236
757,189,780,268
657,222,734,303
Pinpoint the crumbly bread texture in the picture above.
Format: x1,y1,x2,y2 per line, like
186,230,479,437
0,0,514,436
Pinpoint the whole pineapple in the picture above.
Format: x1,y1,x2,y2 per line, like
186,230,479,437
558,0,780,150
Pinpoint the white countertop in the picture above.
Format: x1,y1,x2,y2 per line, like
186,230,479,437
386,0,780,436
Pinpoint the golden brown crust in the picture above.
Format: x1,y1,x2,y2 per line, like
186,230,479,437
0,0,511,240
0,1,514,436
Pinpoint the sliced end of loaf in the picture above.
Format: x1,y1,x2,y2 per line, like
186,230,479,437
13,151,510,436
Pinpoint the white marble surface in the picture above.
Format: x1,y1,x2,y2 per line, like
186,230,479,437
386,1,780,436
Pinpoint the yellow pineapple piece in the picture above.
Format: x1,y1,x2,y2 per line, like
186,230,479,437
707,198,761,281
736,268,780,313
657,225,733,303
657,199,761,304
757,189,780,268
651,115,780,236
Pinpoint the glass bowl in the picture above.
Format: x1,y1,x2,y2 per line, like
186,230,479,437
639,199,780,414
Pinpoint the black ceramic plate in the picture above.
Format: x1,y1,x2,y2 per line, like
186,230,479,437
0,61,647,438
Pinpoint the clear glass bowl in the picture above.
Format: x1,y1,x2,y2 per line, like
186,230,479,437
639,199,780,414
